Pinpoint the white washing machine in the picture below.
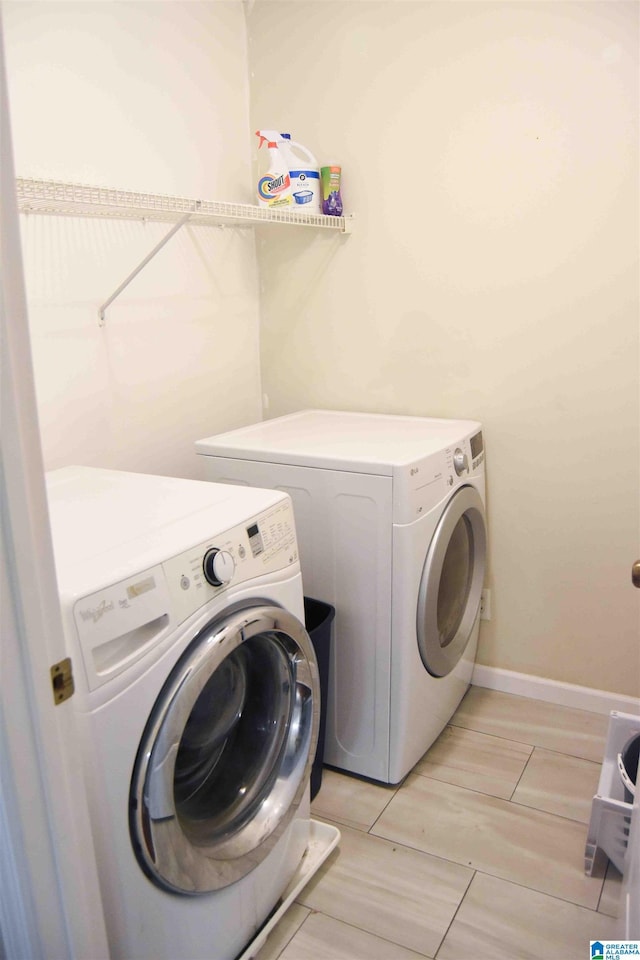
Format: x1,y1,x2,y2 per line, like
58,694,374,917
45,466,326,960
196,410,487,785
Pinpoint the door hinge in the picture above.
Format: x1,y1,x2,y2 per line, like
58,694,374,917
50,657,74,705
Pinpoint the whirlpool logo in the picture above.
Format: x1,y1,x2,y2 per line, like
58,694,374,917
78,599,114,623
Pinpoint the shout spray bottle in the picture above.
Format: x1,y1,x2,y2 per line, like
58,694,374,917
255,130,293,208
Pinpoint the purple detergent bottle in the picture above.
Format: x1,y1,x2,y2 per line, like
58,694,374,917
321,165,343,216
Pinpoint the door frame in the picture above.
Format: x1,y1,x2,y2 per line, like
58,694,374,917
0,11,109,956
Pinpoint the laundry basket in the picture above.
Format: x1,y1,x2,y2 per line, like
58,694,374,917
304,597,334,801
618,732,640,803
585,711,640,876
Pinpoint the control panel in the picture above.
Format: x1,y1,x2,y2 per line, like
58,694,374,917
163,498,299,625
71,498,298,693
445,430,484,483
394,430,485,523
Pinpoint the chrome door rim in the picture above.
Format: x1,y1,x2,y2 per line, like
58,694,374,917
417,486,487,678
129,603,319,895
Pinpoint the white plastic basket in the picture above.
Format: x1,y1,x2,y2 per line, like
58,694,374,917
617,734,639,801
585,711,640,876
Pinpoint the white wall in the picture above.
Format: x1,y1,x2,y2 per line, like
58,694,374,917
4,0,638,698
247,1,640,697
4,0,262,479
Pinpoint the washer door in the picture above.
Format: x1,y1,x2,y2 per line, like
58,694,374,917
417,486,487,678
129,603,319,895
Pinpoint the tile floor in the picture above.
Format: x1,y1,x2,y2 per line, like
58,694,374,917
256,686,624,960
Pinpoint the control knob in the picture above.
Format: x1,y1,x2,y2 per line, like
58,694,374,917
453,448,469,476
202,548,235,586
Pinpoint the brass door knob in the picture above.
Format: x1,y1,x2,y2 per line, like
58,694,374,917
633,561,640,588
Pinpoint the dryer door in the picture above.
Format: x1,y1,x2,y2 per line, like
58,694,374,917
417,485,487,678
129,603,319,895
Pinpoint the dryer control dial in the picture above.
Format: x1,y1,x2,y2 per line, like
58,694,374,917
202,548,235,587
453,448,469,476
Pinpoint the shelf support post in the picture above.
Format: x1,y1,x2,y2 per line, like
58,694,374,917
98,205,198,326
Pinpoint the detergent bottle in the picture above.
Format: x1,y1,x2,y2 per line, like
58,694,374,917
321,164,343,217
279,134,322,214
255,130,293,208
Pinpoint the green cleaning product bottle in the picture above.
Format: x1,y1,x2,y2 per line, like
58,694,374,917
255,130,293,208
321,164,343,216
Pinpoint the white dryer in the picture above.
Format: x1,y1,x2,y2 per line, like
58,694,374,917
196,410,487,785
45,466,324,960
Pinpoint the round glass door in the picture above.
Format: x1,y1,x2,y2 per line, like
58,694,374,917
129,603,319,895
417,486,487,678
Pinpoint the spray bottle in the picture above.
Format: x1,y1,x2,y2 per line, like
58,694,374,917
279,134,322,214
255,130,293,208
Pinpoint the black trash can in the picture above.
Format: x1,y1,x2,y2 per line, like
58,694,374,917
304,597,334,801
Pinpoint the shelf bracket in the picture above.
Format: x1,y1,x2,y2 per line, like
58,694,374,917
98,204,199,326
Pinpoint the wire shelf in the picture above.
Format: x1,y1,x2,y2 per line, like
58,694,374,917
15,178,353,233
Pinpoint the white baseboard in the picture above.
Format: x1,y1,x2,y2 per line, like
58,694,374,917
471,664,640,717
